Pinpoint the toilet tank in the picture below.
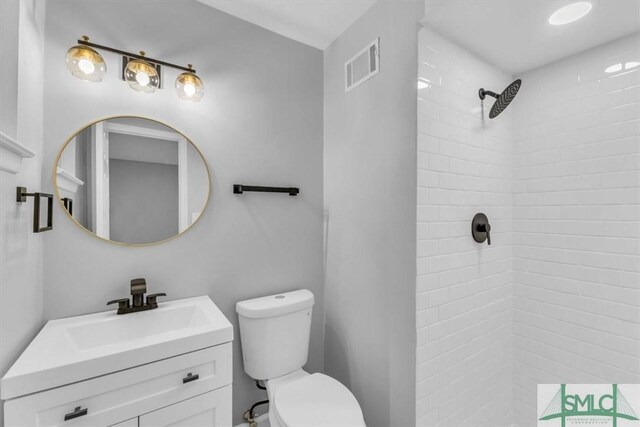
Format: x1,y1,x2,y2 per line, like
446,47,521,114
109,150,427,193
236,289,314,380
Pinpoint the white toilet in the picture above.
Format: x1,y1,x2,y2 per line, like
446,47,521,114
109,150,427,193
236,289,366,427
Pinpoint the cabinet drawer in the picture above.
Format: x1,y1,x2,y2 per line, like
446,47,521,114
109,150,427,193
110,418,137,427
4,343,231,427
139,386,231,427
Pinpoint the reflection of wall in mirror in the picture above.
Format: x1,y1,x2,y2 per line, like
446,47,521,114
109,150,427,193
109,159,179,244
108,133,179,244
58,130,89,227
187,142,207,228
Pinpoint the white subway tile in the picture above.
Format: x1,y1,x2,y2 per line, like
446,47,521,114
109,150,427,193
416,28,639,427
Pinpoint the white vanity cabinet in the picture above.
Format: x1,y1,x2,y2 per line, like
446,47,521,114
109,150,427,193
111,418,138,427
4,343,232,426
1,297,234,427
139,387,231,426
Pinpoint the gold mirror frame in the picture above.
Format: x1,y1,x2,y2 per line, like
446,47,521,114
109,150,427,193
53,115,212,247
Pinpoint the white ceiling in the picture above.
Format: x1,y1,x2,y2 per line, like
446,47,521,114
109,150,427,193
422,0,640,74
197,0,376,50
197,1,640,71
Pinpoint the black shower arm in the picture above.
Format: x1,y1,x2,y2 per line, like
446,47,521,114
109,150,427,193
478,88,500,100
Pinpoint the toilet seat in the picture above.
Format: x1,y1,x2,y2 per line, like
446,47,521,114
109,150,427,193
272,373,365,427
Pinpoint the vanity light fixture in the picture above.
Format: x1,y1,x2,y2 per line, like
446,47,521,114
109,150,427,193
65,36,107,82
175,65,205,102
65,36,204,101
124,52,160,93
548,2,592,26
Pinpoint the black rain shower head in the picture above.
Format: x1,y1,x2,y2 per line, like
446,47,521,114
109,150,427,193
478,79,521,119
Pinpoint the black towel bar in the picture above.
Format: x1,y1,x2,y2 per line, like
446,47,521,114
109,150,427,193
233,184,299,196
16,186,53,233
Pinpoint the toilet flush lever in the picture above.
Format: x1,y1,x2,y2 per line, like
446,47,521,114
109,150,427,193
472,213,492,246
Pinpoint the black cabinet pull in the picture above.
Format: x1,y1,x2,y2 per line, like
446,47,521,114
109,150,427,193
183,372,199,384
64,406,88,421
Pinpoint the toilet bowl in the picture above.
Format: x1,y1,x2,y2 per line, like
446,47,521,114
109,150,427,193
267,370,365,427
236,290,365,427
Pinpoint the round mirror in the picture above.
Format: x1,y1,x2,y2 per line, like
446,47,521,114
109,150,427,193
55,116,210,245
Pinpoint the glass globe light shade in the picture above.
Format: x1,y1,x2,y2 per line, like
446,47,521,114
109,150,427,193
65,43,106,83
175,66,204,102
124,53,160,93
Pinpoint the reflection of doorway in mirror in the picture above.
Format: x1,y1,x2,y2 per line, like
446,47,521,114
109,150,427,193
90,121,110,239
56,117,210,245
102,121,187,244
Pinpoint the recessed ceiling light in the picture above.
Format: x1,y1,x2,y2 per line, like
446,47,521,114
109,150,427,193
605,61,640,74
549,2,592,26
605,63,622,74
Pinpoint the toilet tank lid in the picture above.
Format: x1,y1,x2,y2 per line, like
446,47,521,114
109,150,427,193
236,289,314,319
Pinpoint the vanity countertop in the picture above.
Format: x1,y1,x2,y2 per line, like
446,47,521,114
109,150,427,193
1,296,233,400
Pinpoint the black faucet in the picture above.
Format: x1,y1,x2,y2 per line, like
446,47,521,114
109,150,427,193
107,278,166,315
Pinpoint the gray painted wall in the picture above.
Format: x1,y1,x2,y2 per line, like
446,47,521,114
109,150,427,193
40,0,323,423
109,159,179,244
323,2,421,426
0,0,46,423
0,0,19,138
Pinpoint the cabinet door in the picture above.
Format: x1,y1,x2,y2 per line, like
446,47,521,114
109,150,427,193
139,386,231,427
4,344,232,427
110,418,138,427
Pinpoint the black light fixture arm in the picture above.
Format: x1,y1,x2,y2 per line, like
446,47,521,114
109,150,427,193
77,38,195,73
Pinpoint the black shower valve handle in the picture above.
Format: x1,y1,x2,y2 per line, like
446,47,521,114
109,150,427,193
478,223,491,245
471,213,492,246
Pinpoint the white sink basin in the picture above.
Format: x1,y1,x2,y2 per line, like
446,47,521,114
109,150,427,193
67,304,208,350
1,296,233,400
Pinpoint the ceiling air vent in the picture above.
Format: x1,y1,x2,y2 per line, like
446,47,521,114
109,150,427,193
345,38,379,92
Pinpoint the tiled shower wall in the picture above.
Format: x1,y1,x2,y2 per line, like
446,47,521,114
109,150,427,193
417,28,640,427
416,27,515,426
512,33,640,424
